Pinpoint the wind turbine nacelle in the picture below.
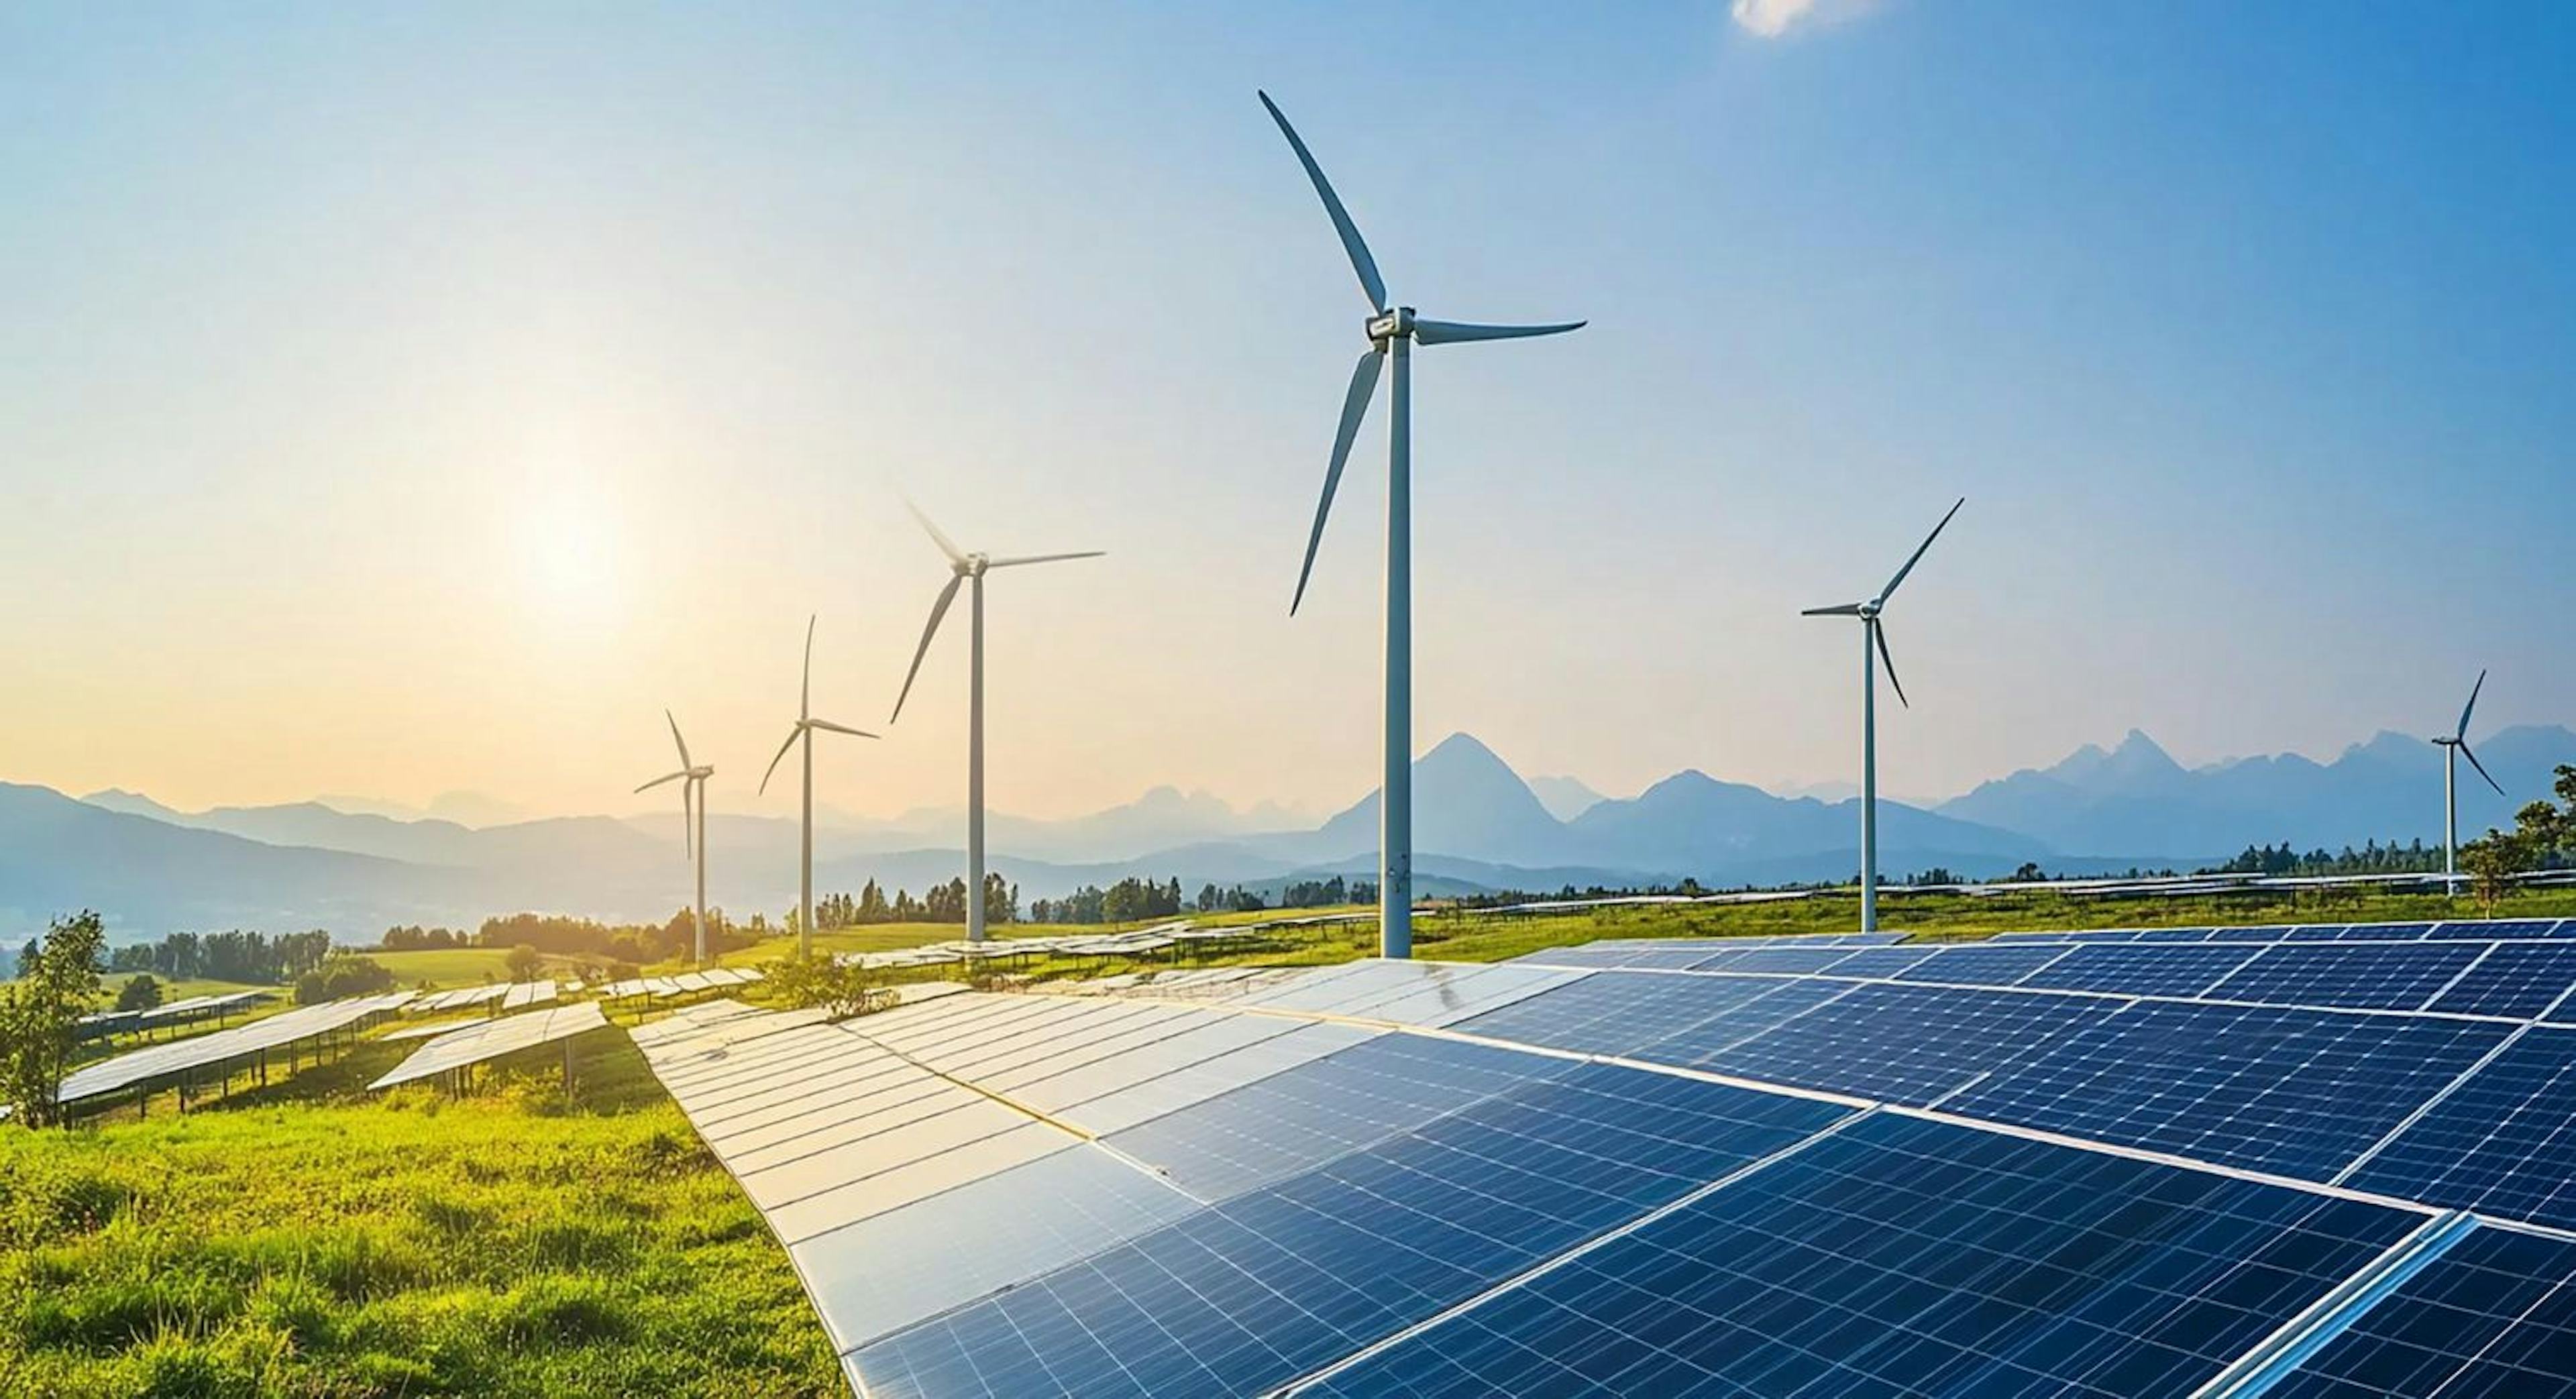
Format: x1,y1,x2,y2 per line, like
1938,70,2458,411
1367,307,1413,341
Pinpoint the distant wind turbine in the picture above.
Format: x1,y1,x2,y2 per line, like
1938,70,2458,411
888,500,1102,943
635,710,715,964
2433,669,2506,891
1258,89,1585,960
1803,498,1965,934
760,616,877,960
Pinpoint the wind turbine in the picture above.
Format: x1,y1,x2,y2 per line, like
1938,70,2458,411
1803,498,1965,934
761,616,877,960
2432,669,2506,891
1258,89,1585,961
635,710,715,964
888,501,1101,943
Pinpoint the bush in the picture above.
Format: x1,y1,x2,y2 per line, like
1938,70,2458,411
294,956,396,1005
760,955,893,1021
113,974,163,1013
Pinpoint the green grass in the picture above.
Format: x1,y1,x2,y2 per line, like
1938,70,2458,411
366,948,523,989
0,1033,841,1398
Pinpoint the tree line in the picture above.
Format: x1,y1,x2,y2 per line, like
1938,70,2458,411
86,928,335,987
2461,765,2576,909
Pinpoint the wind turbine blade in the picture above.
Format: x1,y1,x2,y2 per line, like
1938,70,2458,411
802,614,816,720
1293,347,1383,615
635,771,686,793
808,718,878,738
889,574,963,724
759,727,800,795
1874,621,1910,709
1256,90,1387,313
904,498,968,567
1801,603,1866,617
665,709,692,769
681,780,694,860
1878,496,1966,605
2456,668,2487,741
984,551,1106,569
1411,319,1587,346
2460,740,2506,797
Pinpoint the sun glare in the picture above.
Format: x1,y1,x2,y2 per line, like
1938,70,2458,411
518,492,623,624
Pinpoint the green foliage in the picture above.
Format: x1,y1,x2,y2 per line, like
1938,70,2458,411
111,974,162,1014
292,955,396,1006
503,944,543,983
1,911,108,1128
0,1036,842,1396
103,930,330,986
759,955,893,1021
2461,828,2538,914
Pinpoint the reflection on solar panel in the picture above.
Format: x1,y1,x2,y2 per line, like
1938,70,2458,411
367,1001,608,1090
1697,982,2114,1106
1946,1001,2510,1178
2204,943,2482,1012
2266,1222,2576,1398
2016,942,2256,998
1304,1112,2426,1399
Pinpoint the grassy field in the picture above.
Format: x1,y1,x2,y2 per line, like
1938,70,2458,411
0,1032,842,1399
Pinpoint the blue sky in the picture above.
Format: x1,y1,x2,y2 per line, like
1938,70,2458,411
1,1,2567,819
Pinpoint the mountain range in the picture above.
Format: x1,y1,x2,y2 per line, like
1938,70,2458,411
11,722,2571,945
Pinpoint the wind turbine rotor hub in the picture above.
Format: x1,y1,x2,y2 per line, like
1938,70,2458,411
1859,602,1882,620
1365,306,1413,342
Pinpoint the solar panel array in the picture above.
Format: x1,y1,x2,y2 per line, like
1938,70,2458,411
367,1001,609,1090
625,918,2576,1398
54,991,414,1107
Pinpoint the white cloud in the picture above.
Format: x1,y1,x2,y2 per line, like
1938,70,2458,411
1730,0,1873,39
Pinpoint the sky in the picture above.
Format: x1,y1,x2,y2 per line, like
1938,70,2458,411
1,1,2569,825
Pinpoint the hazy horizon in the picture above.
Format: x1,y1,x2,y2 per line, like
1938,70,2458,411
5,2,2569,824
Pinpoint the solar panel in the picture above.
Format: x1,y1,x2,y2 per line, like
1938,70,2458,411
1700,947,1856,975
2426,918,2568,940
366,1001,607,1090
2345,1026,2576,1231
2426,942,2576,1019
2015,942,2257,999
1301,1111,2426,1399
2265,1223,2576,1398
1448,968,1815,1060
2204,942,2482,1012
1818,945,1941,980
1945,1001,2512,1180
1693,983,2116,1106
850,1064,1850,1399
1891,942,2072,987
2326,921,2434,942
56,991,415,1106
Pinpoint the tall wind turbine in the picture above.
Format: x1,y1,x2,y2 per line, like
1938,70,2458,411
761,616,877,960
888,501,1101,943
636,710,715,964
1803,498,1965,934
2432,669,2506,891
1258,89,1585,960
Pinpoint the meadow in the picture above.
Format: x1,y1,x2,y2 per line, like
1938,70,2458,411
13,883,2576,1396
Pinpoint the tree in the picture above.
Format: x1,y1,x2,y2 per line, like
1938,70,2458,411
2460,828,2535,915
0,911,109,1127
115,973,164,1013
504,944,543,982
763,954,893,1021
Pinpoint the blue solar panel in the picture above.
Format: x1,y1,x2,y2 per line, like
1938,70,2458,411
1705,947,1858,975
2347,1027,2576,1232
1945,1001,2512,1180
2426,943,2576,1019
2286,924,2355,942
2133,926,2221,943
1447,970,1793,1060
1892,942,2075,987
1306,1111,2424,1399
1819,946,1942,980
1693,983,2118,1107
2330,922,2434,942
2204,942,2481,1012
2267,1223,2576,1398
1102,1032,1570,1200
2426,918,2569,940
851,1064,1849,1399
2017,943,2257,999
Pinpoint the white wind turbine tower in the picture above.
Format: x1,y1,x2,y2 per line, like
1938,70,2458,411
1803,498,1965,934
1258,89,1585,960
888,501,1102,943
761,616,877,959
2432,669,2506,891
635,710,716,964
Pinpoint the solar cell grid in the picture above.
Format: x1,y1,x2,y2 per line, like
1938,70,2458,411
2346,1026,2576,1232
2428,942,2576,1019
2015,943,2255,999
1891,942,2072,987
2205,942,2481,1012
851,1065,1850,1399
2326,923,2434,942
1706,947,1853,975
1609,975,1860,1070
1447,969,1802,1060
1818,945,1942,980
1693,982,2116,1107
2267,1223,2576,1398
2428,918,2567,940
1302,1110,2426,1399
1945,1000,2513,1180
1061,1020,1381,1137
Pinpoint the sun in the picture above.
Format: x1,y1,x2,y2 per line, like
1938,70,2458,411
517,490,624,624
